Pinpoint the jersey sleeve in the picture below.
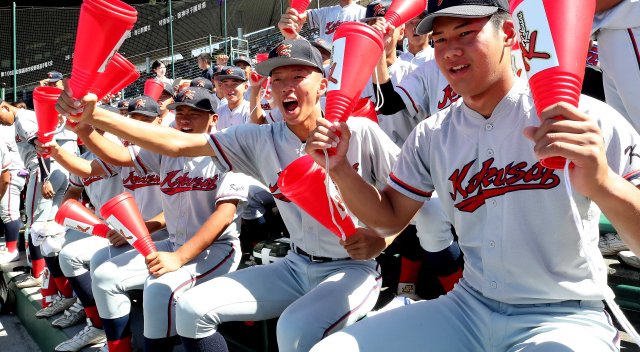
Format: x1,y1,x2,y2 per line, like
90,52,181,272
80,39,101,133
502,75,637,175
0,143,11,172
16,114,39,142
387,123,435,202
395,64,431,118
69,173,84,189
204,124,265,181
353,117,401,186
306,8,325,30
127,145,161,176
215,172,249,209
95,159,121,178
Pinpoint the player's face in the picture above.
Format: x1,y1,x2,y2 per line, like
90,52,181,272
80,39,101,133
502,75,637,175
405,16,429,46
157,92,174,113
270,65,326,125
431,16,512,99
129,113,160,125
213,75,222,91
221,79,247,104
174,106,213,133
237,62,252,76
0,104,15,126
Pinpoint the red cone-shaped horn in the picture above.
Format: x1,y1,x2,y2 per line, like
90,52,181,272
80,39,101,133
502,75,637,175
33,87,64,158
351,98,379,125
510,0,595,169
68,0,137,101
92,53,137,101
278,155,357,239
55,199,110,238
144,79,165,101
100,193,156,256
384,0,427,29
285,0,312,33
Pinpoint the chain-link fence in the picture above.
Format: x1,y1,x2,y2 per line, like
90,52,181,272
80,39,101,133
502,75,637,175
0,0,376,104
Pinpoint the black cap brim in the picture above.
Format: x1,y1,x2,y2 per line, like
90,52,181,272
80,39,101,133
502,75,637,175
310,42,332,54
256,57,323,77
359,16,381,23
166,101,214,113
49,78,62,82
416,5,499,34
233,59,251,66
128,110,159,117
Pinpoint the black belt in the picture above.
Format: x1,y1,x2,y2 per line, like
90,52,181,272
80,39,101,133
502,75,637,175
294,246,349,263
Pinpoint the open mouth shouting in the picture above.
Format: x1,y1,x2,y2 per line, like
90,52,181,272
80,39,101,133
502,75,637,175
282,98,299,115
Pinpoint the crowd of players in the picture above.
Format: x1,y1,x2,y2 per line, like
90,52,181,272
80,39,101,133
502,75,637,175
0,0,640,351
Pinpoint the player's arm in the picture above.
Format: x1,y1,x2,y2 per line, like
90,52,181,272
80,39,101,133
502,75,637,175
145,200,238,277
62,184,84,204
55,80,215,159
524,103,640,255
34,139,107,179
249,75,268,125
69,122,135,167
0,170,9,202
145,212,166,234
306,120,423,237
278,7,308,39
342,228,400,260
596,0,624,13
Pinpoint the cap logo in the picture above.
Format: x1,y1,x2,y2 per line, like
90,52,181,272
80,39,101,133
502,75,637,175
47,73,53,78
122,101,129,108
134,99,146,109
437,0,443,5
276,44,292,57
373,4,386,16
197,80,205,87
217,65,223,71
225,68,234,75
183,89,196,100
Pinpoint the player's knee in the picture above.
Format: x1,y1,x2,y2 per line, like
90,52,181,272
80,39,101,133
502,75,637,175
143,276,175,312
58,247,77,277
175,291,219,338
89,247,111,276
92,261,122,293
277,308,322,352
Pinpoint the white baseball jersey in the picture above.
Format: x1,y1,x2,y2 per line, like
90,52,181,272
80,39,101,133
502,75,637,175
96,145,164,224
592,0,640,34
307,3,367,42
213,95,227,114
361,59,419,148
217,100,250,130
206,116,399,258
160,111,176,127
128,146,248,245
13,108,40,171
395,59,460,120
0,142,12,173
0,125,24,171
54,126,78,141
398,47,435,67
69,151,126,218
388,79,640,304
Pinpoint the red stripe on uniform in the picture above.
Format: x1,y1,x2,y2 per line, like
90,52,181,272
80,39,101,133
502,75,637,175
629,29,640,70
8,172,12,221
209,134,233,171
396,86,419,113
389,172,432,198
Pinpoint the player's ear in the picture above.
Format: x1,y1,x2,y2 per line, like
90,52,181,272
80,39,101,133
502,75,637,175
210,113,219,126
318,77,328,97
503,19,517,48
398,24,405,41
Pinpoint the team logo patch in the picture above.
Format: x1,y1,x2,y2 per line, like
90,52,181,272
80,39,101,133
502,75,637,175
438,84,461,110
196,80,206,87
47,73,53,79
122,171,161,190
325,21,343,35
160,171,219,196
373,4,386,16
183,89,196,100
82,176,104,186
225,68,234,75
437,0,443,5
276,44,292,57
134,99,146,109
511,0,559,76
122,101,129,108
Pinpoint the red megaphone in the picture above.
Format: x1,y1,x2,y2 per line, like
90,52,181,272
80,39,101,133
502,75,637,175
55,199,111,238
33,87,64,158
100,193,156,257
351,98,379,125
144,79,165,101
68,0,137,102
510,0,595,169
384,0,427,29
92,53,137,101
252,54,272,91
285,0,312,34
278,155,357,239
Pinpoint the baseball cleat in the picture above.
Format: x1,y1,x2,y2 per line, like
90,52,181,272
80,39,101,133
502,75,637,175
54,318,106,351
97,335,140,352
397,282,420,301
0,246,19,265
618,251,640,270
36,294,77,319
599,233,629,256
52,302,86,328
16,274,42,289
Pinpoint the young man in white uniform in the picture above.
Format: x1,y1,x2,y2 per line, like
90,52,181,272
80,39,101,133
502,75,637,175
398,11,435,66
279,0,366,43
216,66,250,130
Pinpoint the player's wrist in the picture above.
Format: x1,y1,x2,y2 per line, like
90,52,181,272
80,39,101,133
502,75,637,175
588,168,626,204
330,158,353,178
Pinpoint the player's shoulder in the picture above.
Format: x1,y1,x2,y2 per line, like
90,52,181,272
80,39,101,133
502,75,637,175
577,94,636,136
346,115,381,134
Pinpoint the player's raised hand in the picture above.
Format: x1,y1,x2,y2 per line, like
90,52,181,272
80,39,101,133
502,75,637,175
522,102,611,199
216,54,229,65
278,7,306,39
145,251,185,277
64,119,93,136
34,139,59,157
248,71,268,88
340,227,387,261
55,78,98,124
305,117,351,171
105,229,128,248
371,17,394,41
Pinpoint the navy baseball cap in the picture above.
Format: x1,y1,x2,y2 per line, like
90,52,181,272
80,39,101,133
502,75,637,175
46,71,64,82
212,65,226,78
310,39,332,55
167,87,216,113
102,104,120,115
232,56,252,66
162,82,174,96
256,39,324,77
190,77,214,93
417,0,509,34
117,100,130,110
217,66,247,82
360,1,392,23
128,95,161,117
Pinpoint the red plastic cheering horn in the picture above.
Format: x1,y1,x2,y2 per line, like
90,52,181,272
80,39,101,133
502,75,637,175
68,0,137,103
33,87,65,158
100,193,156,256
510,0,595,169
278,155,357,239
351,97,379,125
92,53,137,102
285,0,312,34
144,79,165,101
384,0,427,29
252,53,272,91
55,199,111,238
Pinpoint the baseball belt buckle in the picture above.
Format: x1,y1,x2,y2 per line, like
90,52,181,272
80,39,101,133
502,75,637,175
309,254,324,263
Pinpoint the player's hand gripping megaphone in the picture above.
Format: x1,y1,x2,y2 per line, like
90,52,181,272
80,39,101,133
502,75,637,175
284,0,312,34
510,0,595,169
55,199,111,238
100,193,156,257
383,0,427,30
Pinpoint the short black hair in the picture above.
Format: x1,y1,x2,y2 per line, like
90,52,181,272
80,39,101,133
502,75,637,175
10,101,26,109
151,60,166,72
490,9,511,32
198,53,212,66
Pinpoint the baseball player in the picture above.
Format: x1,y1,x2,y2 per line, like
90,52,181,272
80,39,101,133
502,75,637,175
0,97,73,288
40,71,65,89
0,123,27,265
157,83,176,127
216,66,250,130
211,65,228,114
233,56,254,101
279,0,366,43
0,142,13,204
57,86,248,352
190,77,214,94
398,11,435,66
307,1,640,350
57,39,400,352
591,0,640,131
